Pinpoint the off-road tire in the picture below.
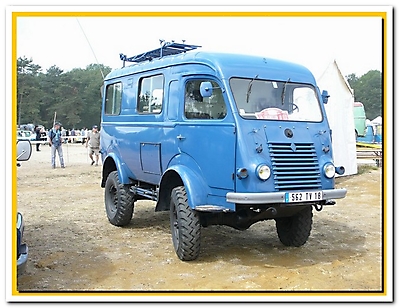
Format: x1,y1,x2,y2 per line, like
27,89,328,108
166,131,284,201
275,205,313,247
170,186,201,261
104,171,134,226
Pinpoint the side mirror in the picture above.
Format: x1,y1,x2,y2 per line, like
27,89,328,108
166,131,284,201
321,90,330,104
17,140,32,161
200,81,213,98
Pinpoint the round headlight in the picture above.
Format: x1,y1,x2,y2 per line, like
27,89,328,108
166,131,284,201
324,163,335,178
256,164,271,181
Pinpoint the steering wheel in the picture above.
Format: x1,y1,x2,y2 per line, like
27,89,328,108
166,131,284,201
292,103,299,112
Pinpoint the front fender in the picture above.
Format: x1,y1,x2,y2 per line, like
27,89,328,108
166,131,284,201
167,164,210,209
158,153,210,210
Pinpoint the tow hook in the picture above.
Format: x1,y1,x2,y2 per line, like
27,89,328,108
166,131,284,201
325,199,336,206
266,207,277,215
314,204,323,212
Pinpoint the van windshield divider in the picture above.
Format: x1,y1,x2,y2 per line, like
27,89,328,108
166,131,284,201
119,42,201,67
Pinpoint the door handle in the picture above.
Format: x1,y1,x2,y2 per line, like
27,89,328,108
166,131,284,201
177,134,186,140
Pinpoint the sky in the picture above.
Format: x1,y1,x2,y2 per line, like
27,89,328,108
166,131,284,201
15,11,384,80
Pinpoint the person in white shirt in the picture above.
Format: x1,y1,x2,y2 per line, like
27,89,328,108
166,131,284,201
85,125,101,166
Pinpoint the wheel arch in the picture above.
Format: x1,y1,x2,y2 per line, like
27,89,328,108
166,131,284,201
101,153,131,187
156,164,210,212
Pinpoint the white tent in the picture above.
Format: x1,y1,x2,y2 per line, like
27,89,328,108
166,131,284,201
317,60,358,176
371,116,382,125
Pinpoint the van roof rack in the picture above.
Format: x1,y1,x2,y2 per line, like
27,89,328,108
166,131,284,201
119,41,201,67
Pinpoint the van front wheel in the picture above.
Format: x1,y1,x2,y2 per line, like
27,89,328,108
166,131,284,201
104,171,134,226
170,186,201,261
275,205,313,247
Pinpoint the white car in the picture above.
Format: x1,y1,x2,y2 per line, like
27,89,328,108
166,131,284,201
17,130,35,141
16,140,31,275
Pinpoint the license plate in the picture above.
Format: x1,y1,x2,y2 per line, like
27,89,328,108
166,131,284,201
285,191,323,203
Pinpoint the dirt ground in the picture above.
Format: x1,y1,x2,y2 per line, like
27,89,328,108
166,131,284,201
15,143,384,296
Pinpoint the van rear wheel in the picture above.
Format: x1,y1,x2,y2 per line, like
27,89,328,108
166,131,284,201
104,171,134,226
275,205,313,247
170,186,201,261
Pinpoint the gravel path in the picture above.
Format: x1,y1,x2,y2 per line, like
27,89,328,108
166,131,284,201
15,143,384,298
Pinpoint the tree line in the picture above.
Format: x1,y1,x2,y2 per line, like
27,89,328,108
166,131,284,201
16,56,382,130
17,56,112,130
346,70,382,120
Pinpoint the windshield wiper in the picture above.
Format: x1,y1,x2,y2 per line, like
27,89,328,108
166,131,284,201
281,78,290,105
246,74,259,104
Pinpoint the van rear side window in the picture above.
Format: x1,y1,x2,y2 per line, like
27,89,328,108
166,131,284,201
105,83,122,115
138,75,164,114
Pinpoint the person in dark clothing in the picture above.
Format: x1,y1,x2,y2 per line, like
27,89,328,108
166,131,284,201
48,122,65,169
34,125,41,151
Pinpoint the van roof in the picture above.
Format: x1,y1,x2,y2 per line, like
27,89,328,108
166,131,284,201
105,51,315,84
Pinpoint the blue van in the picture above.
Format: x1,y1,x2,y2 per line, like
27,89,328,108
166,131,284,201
100,42,347,261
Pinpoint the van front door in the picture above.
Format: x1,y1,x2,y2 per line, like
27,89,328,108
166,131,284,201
177,78,236,192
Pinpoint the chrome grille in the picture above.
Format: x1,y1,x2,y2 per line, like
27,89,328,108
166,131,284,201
268,142,321,191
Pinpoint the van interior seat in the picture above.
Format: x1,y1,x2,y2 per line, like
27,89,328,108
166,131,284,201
185,112,211,119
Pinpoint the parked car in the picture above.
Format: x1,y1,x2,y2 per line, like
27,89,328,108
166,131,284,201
16,212,28,275
18,125,48,142
16,139,31,275
17,130,35,142
353,102,367,138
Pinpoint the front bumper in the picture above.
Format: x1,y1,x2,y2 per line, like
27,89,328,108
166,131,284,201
17,244,29,275
17,212,28,275
226,188,347,205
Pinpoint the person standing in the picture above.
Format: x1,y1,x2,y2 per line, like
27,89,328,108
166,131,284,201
81,127,86,145
86,125,101,166
70,128,76,143
34,125,41,151
64,128,69,144
48,122,65,169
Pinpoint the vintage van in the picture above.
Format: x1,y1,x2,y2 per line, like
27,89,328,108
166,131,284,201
354,102,367,138
100,42,347,261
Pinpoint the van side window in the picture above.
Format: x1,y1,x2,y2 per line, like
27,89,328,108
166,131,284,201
138,74,164,114
105,83,122,115
185,80,227,119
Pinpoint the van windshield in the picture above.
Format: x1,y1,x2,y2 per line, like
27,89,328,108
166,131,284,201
230,77,323,122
